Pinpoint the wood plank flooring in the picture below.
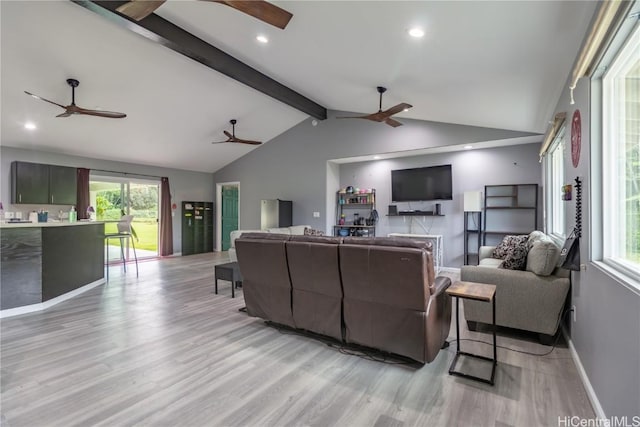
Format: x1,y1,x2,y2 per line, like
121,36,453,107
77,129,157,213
1,253,595,426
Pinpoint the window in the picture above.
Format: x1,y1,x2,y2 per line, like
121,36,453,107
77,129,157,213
546,127,566,239
601,22,640,278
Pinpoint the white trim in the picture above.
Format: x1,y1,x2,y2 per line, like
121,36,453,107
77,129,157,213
592,261,640,296
0,278,106,318
562,326,606,420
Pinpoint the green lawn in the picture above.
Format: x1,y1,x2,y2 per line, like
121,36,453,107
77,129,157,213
105,220,158,252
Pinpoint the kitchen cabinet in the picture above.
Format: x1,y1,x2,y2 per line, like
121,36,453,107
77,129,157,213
11,161,77,205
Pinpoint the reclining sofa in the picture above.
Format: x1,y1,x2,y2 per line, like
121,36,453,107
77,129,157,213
235,234,452,364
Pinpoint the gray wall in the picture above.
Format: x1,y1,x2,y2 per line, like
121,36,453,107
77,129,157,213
212,110,537,233
549,49,640,417
339,143,542,266
1,146,214,254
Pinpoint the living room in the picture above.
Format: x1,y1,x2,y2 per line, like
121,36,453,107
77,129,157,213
1,1,639,425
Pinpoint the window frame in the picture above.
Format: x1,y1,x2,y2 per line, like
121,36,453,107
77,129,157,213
593,16,640,289
545,126,566,242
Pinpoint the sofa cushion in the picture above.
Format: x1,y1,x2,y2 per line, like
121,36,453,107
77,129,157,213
267,227,291,234
495,235,529,270
526,240,561,276
479,257,504,268
343,236,432,251
240,232,290,241
304,227,325,236
290,235,341,244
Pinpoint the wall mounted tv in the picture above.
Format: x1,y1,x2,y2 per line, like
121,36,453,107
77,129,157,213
391,164,453,202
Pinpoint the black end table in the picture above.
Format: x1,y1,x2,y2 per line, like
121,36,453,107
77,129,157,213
446,280,497,385
214,262,243,298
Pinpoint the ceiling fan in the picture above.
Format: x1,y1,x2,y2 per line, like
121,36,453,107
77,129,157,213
211,119,262,145
338,86,412,127
24,79,127,119
116,0,293,30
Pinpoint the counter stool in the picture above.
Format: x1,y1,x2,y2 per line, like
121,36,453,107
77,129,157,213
105,215,138,281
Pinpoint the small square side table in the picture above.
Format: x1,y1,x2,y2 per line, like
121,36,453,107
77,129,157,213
446,280,497,385
214,262,243,298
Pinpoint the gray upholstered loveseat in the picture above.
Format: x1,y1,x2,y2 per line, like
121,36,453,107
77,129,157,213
460,231,570,343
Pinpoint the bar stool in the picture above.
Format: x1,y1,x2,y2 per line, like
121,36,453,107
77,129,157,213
105,215,138,281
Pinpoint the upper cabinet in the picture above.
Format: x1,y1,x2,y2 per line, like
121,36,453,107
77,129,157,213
11,161,77,205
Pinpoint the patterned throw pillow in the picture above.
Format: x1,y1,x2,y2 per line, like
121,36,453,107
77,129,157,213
496,235,529,270
303,227,325,236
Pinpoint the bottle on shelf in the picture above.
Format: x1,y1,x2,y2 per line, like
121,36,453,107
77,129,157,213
339,214,345,225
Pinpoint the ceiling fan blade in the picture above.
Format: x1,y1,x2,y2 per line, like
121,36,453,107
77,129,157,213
381,103,412,118
56,111,73,118
74,106,127,119
234,138,262,145
212,1,293,29
336,115,376,120
223,130,234,138
385,118,403,128
116,0,166,21
24,91,67,110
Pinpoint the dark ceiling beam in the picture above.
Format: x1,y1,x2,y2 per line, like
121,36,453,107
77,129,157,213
72,0,327,120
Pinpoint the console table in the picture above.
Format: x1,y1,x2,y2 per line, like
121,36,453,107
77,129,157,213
387,233,443,273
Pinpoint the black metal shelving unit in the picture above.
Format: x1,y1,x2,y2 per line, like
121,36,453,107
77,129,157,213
482,184,538,246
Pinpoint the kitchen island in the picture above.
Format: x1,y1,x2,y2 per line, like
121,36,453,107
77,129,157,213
0,221,105,315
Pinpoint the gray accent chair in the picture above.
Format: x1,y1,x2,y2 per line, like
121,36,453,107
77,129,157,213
460,231,570,343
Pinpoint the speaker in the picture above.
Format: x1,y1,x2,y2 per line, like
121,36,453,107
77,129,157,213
388,205,398,216
435,203,442,215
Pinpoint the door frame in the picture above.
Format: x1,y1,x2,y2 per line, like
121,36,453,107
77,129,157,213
216,181,240,252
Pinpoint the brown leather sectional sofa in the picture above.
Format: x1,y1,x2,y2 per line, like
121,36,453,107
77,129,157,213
235,233,452,364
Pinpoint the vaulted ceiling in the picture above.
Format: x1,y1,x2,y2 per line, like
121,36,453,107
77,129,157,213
1,1,597,173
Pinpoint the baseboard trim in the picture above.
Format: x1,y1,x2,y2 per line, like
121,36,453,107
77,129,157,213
562,326,606,419
0,278,106,318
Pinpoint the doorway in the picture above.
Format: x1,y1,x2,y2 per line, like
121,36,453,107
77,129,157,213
216,182,240,252
90,176,160,261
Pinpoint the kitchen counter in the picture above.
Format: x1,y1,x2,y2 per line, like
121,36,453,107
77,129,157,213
0,220,104,228
1,222,105,314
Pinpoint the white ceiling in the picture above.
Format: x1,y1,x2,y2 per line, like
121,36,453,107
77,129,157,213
1,1,597,173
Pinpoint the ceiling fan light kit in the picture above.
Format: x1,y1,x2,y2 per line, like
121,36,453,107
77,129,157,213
338,86,412,127
24,79,127,119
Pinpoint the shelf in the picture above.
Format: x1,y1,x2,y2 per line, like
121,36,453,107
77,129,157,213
484,230,532,235
388,212,445,217
334,225,375,228
485,206,536,210
340,203,373,207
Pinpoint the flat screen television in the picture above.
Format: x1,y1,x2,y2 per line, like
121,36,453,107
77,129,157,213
391,164,453,202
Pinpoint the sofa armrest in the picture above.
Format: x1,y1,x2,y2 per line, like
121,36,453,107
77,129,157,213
433,275,452,296
479,246,496,262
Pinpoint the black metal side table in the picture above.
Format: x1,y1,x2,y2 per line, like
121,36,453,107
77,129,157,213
446,280,497,385
214,262,243,298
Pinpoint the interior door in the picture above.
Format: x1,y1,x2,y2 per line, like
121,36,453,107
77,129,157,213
221,186,239,251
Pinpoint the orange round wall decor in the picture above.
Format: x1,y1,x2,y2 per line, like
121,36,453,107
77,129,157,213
571,109,581,168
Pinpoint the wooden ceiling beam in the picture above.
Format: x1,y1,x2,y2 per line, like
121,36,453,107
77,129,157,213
72,1,327,120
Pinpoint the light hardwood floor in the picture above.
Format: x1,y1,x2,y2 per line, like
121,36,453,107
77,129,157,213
1,253,594,426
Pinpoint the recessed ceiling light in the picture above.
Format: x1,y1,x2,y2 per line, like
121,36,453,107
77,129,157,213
256,35,268,44
403,108,410,112
408,28,424,38
24,122,36,130
373,155,380,160
464,145,473,150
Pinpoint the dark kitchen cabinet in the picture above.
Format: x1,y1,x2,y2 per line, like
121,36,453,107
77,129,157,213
182,201,214,256
48,165,77,205
11,161,77,205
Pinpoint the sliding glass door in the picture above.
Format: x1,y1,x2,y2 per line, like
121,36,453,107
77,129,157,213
90,176,160,261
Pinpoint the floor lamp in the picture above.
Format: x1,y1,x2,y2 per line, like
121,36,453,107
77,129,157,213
463,191,483,265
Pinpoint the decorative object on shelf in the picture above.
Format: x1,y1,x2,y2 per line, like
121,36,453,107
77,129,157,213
463,191,483,265
562,184,572,201
571,110,582,168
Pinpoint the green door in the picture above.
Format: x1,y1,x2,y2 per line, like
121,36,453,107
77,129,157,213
221,186,239,251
